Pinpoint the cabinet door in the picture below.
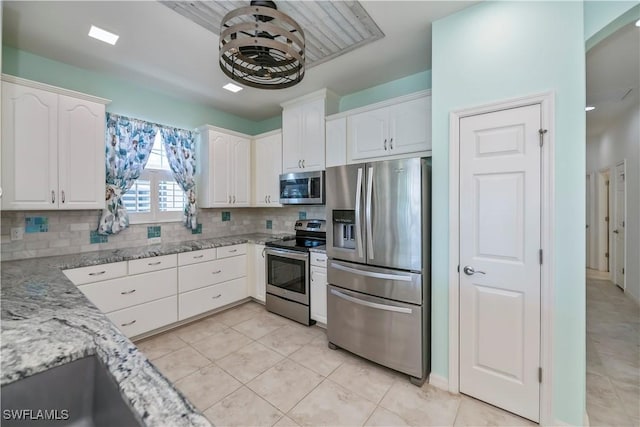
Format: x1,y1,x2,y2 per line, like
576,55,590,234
1,82,59,210
58,95,106,209
388,96,431,154
348,108,388,161
253,137,269,206
282,105,302,172
210,132,230,206
310,265,328,325
254,132,283,206
254,244,266,303
231,137,251,206
325,117,346,168
300,98,325,171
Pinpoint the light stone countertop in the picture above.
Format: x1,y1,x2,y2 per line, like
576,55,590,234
0,232,293,427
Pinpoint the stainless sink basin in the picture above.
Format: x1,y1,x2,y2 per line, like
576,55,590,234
1,356,144,426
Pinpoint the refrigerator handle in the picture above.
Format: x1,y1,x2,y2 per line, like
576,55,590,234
330,289,412,314
355,168,364,258
366,166,374,259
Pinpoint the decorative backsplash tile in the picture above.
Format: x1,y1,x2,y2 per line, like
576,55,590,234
266,220,273,230
25,216,49,233
221,211,231,222
191,223,202,235
89,231,108,244
147,226,161,238
298,211,307,220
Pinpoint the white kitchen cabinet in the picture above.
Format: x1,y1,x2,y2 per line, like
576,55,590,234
253,131,282,206
248,244,267,303
178,278,247,321
281,89,339,173
1,78,108,210
310,253,328,326
178,255,247,293
197,125,251,207
348,94,431,162
108,296,178,339
325,116,347,168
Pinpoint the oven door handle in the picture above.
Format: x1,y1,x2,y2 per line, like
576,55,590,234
330,289,412,314
265,248,309,261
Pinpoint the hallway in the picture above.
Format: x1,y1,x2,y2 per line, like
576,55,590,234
586,271,640,426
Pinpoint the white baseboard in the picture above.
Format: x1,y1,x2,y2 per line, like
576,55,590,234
428,373,449,391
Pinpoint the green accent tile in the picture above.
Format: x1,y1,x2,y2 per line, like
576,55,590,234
192,223,202,234
222,211,231,222
298,211,307,220
147,226,161,238
90,231,108,244
266,220,273,230
25,216,49,233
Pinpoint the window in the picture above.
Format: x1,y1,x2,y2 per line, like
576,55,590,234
123,133,186,223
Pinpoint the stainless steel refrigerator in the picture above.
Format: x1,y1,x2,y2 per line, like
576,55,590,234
326,157,431,385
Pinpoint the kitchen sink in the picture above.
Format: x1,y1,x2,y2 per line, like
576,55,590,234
1,356,144,427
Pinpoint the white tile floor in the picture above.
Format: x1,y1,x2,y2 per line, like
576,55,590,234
586,272,640,427
137,302,536,426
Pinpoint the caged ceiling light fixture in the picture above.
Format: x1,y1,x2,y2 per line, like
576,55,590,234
219,0,305,90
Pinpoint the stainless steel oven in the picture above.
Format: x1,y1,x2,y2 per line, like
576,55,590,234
265,248,309,305
279,170,325,205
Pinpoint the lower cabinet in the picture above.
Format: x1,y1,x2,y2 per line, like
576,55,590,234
310,253,328,325
249,244,267,303
178,277,247,320
107,296,178,338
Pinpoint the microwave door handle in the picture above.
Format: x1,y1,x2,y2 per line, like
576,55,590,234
308,178,312,199
366,166,374,259
355,167,364,258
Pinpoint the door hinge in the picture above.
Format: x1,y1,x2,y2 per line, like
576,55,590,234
538,129,547,147
539,249,543,265
538,367,542,383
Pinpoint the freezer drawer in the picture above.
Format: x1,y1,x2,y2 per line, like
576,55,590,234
327,285,424,379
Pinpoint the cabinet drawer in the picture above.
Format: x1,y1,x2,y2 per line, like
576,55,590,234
178,248,217,266
79,269,177,313
217,244,246,259
178,255,247,293
310,253,327,268
178,278,247,320
128,254,177,275
63,261,128,285
107,296,177,338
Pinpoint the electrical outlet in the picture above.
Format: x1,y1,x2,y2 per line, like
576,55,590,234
11,228,24,241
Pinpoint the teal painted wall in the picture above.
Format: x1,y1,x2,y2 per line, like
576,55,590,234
584,1,638,41
432,2,585,424
339,70,432,112
1,45,256,134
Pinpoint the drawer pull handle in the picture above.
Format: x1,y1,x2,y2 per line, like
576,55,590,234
211,270,222,274
147,261,162,266
212,294,222,299
193,255,204,259
120,289,136,295
121,320,137,327
229,249,238,253
315,258,324,262
88,271,106,276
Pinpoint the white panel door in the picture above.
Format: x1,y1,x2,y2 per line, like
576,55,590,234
1,82,58,209
459,104,541,422
614,161,626,290
282,105,302,172
300,98,325,171
348,108,388,161
389,96,431,154
58,95,105,209
231,137,250,206
210,133,230,206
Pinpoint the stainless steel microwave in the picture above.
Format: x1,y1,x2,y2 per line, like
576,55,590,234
279,170,325,205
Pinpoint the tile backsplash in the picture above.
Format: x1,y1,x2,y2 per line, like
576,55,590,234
1,206,326,261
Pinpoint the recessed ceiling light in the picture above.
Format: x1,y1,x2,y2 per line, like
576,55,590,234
88,25,119,45
223,83,243,93
585,106,596,112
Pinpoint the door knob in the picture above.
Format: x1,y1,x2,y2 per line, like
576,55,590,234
463,266,486,276
613,229,619,234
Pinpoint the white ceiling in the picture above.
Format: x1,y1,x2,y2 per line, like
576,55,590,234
586,21,640,138
2,0,476,121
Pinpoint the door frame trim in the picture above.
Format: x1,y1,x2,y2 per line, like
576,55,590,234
613,159,627,290
448,92,555,425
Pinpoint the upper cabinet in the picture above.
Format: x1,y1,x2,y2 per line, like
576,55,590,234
325,116,347,168
1,77,109,210
281,89,339,173
197,125,251,208
347,93,431,162
253,130,282,207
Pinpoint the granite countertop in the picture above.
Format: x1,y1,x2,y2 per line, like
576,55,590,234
0,232,293,427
